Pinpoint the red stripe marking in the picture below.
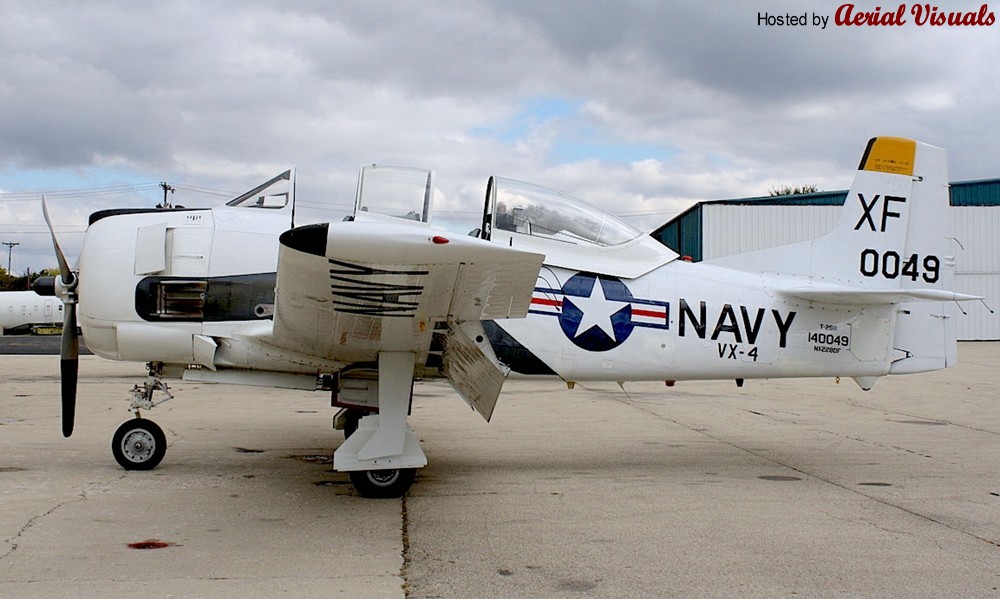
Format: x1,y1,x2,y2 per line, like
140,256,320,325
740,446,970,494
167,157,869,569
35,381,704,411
632,308,666,319
531,297,562,307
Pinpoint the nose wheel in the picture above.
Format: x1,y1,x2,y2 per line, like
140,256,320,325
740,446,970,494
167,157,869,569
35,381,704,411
112,418,167,470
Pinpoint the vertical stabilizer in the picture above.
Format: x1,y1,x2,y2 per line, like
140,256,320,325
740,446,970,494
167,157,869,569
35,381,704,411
820,137,949,289
840,138,956,372
710,137,960,373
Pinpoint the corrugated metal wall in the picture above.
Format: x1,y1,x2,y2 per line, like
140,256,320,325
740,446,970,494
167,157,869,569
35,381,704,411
952,207,1000,339
653,205,703,261
699,205,998,340
702,205,840,259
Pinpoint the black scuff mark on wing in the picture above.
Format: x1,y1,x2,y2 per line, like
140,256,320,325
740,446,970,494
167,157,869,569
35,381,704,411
327,259,429,318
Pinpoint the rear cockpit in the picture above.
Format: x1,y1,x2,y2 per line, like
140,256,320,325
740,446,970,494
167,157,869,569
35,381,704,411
478,176,677,279
484,177,642,247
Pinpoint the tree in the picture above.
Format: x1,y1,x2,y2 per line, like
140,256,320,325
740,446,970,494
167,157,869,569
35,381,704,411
768,184,820,197
0,268,60,291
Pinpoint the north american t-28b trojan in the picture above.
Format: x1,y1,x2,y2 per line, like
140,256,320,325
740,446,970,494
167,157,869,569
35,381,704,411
41,137,977,497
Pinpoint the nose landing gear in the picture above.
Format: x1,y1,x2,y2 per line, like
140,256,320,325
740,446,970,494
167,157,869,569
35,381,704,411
112,362,173,471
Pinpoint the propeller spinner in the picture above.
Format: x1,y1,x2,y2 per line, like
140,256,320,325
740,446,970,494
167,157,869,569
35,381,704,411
41,197,80,437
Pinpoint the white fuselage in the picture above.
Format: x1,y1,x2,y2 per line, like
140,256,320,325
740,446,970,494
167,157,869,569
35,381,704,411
0,291,64,334
76,206,894,384
492,262,892,382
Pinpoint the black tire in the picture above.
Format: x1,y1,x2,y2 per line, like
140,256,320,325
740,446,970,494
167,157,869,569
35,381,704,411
349,468,416,498
112,418,167,471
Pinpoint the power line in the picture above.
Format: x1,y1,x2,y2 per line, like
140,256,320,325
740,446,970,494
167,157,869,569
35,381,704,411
0,182,162,201
0,229,85,235
171,183,238,198
0,182,245,202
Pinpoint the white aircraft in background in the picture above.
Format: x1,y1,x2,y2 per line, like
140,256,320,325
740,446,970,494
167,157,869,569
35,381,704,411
39,137,978,497
0,289,63,335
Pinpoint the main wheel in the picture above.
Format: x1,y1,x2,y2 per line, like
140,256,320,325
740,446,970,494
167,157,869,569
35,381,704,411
349,468,416,498
112,418,167,471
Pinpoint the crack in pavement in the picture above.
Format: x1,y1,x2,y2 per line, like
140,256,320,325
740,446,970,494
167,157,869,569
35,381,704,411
401,496,412,599
0,475,126,563
1,497,79,562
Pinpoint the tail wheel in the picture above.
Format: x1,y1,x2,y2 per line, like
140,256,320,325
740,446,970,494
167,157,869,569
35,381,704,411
349,468,416,498
112,418,167,470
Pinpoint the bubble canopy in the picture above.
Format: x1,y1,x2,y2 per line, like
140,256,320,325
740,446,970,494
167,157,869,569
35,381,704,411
486,177,642,247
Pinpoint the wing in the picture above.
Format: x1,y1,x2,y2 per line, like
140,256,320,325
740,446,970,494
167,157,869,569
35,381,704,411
269,220,544,416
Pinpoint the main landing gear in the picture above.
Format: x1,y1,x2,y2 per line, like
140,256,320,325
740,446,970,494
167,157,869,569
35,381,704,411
112,362,172,471
333,352,426,499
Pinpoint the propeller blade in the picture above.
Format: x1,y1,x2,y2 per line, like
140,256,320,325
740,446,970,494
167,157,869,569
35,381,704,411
61,302,79,437
41,195,75,286
42,194,80,437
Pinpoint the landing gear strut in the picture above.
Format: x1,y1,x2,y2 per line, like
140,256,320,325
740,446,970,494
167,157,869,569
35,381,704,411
112,362,173,471
334,408,365,439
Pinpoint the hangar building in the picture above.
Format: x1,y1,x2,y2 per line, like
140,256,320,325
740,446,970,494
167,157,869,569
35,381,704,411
651,179,1000,340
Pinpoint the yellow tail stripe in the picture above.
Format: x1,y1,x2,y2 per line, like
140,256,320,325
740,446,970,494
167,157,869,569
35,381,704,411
859,137,916,176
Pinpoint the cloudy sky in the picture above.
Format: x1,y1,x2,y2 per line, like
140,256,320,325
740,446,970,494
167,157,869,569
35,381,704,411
1,0,998,272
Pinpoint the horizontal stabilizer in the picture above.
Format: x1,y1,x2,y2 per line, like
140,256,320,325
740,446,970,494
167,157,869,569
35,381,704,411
778,285,982,305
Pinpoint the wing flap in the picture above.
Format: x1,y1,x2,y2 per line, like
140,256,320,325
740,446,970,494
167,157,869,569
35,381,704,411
442,322,509,422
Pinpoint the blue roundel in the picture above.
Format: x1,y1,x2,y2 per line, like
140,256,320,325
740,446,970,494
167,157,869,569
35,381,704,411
558,273,634,352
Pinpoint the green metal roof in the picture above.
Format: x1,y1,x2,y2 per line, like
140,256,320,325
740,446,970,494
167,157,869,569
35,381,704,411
702,189,848,207
949,179,1000,206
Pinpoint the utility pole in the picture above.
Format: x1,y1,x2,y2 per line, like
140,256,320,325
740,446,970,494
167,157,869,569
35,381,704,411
159,182,176,209
2,241,18,274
